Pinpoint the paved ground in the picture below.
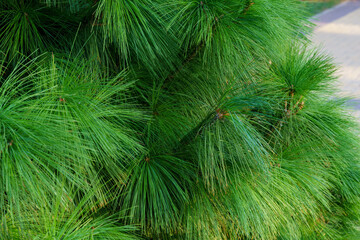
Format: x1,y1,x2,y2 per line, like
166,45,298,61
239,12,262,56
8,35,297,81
311,0,360,117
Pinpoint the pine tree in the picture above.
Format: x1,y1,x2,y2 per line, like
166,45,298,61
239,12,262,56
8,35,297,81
1,0,360,239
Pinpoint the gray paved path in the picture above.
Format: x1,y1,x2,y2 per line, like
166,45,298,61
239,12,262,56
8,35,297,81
311,0,360,117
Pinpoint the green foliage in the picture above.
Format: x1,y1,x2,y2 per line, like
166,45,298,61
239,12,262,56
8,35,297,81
94,0,178,75
1,182,139,239
0,0,78,60
121,155,192,236
0,0,359,239
0,55,143,238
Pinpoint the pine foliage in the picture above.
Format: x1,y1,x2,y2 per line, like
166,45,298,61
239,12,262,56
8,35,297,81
0,0,359,239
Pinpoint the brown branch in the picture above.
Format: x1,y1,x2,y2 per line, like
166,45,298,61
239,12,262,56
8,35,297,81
242,0,255,15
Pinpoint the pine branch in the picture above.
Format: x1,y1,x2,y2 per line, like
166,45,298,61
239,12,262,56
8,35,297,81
242,0,254,15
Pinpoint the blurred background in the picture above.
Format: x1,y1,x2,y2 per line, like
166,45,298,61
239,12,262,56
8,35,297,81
307,0,360,117
304,0,343,15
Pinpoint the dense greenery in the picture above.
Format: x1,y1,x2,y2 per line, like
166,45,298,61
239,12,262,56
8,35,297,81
0,0,359,239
